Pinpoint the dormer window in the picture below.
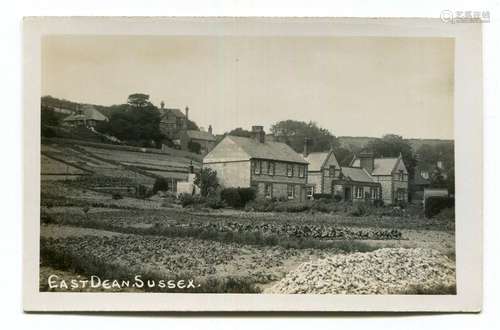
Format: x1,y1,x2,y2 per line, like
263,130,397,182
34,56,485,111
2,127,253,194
329,165,336,178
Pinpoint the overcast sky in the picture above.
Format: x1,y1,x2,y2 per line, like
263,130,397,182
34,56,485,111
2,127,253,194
42,35,454,139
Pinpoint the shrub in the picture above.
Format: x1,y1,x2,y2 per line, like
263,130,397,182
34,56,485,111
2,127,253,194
221,188,242,208
434,207,455,221
273,201,310,213
350,202,371,217
311,198,339,213
425,196,454,218
244,198,275,212
152,177,169,193
313,193,332,200
112,192,123,200
206,197,225,209
179,193,195,207
136,184,152,199
373,199,384,207
333,194,342,202
238,187,257,205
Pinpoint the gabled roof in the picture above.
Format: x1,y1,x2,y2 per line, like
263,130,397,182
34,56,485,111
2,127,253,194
186,130,216,142
204,135,307,164
63,105,107,122
340,167,377,184
351,157,401,175
304,151,339,172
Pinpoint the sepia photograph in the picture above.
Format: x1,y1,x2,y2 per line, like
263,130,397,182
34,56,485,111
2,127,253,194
22,17,483,312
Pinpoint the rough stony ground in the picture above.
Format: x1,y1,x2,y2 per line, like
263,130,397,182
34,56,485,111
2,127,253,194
265,248,456,294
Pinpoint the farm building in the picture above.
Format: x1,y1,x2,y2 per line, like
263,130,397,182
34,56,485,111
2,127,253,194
203,126,309,201
351,152,409,204
62,105,108,128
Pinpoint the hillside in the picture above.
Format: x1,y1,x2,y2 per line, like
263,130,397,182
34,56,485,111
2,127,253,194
338,136,454,152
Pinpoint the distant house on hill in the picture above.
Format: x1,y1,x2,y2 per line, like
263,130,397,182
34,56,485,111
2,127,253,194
351,152,409,204
180,126,216,155
62,105,108,128
158,104,188,139
203,126,309,201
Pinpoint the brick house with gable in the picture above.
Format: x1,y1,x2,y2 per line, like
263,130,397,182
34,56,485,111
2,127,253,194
351,152,409,204
203,126,309,201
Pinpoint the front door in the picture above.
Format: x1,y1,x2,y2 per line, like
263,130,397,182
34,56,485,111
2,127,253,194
344,187,351,201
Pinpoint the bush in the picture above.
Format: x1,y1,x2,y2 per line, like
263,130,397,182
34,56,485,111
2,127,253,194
273,201,310,213
244,198,275,212
333,194,342,202
350,202,371,217
220,187,256,208
179,193,195,207
136,184,152,199
425,196,454,218
206,197,225,209
152,177,170,194
312,193,332,200
112,192,123,200
238,187,256,205
433,207,455,221
311,198,338,213
221,188,242,208
373,199,384,207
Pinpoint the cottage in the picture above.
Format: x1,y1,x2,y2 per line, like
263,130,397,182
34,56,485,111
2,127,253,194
180,126,216,155
62,105,108,127
351,152,409,204
332,167,382,202
203,126,309,201
303,149,340,197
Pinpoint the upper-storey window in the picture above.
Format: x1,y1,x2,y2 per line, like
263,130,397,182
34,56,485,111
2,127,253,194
267,161,275,176
298,165,305,178
253,160,261,175
329,165,336,177
287,164,294,177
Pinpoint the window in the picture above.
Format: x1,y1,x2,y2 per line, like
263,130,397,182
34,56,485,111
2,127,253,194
355,186,364,199
298,166,305,178
371,187,378,199
264,183,273,199
329,165,336,177
287,164,294,177
253,160,261,175
287,184,295,199
399,170,404,181
267,161,275,176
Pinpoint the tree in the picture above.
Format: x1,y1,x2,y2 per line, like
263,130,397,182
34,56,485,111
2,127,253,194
270,120,339,153
364,134,417,178
127,93,152,108
106,103,164,146
333,146,355,166
194,168,218,197
227,127,254,138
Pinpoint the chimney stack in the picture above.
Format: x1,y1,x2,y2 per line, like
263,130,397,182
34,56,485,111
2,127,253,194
160,101,165,110
303,137,310,157
208,125,213,135
359,151,374,174
251,125,265,143
185,106,189,121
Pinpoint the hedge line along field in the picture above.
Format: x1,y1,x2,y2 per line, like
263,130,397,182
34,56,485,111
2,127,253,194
40,225,339,293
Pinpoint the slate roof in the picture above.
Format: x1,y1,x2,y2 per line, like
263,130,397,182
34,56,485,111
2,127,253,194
63,105,107,122
186,130,216,142
210,135,308,164
304,151,339,172
351,157,400,176
340,167,378,184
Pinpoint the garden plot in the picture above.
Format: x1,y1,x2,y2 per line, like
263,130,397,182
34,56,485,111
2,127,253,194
40,225,335,292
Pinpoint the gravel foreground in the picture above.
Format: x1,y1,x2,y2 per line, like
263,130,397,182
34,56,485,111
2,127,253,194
265,248,456,294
